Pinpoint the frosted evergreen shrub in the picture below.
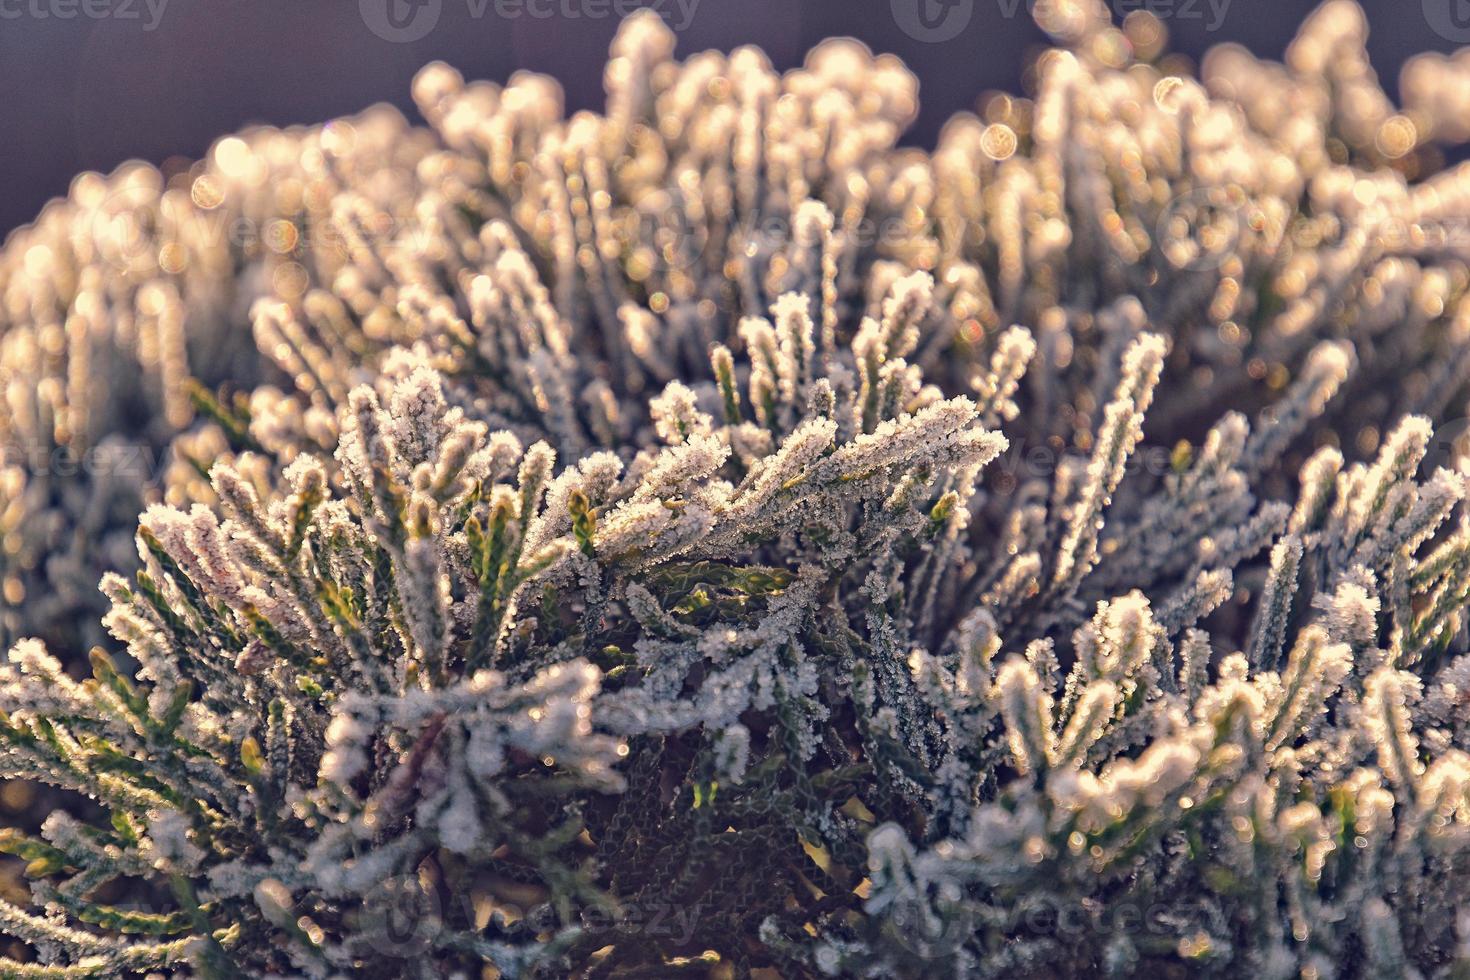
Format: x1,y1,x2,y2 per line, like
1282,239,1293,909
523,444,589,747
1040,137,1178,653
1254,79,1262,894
3,1,1470,976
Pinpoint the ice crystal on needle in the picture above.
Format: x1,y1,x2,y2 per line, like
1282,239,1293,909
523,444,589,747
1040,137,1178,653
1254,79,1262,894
5,1,1470,976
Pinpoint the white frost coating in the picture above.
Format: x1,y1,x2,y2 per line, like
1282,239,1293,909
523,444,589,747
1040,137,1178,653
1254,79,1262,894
3,4,1470,978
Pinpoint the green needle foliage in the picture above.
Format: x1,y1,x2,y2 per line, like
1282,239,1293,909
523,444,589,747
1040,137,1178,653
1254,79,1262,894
5,2,1470,977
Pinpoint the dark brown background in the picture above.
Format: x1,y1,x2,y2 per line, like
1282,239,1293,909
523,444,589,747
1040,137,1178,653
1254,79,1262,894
0,0,1453,238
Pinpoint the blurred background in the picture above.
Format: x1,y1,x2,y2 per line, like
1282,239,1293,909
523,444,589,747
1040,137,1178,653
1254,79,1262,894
0,0,1455,237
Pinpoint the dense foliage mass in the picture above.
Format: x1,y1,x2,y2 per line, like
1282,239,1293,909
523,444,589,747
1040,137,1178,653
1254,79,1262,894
5,1,1470,976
